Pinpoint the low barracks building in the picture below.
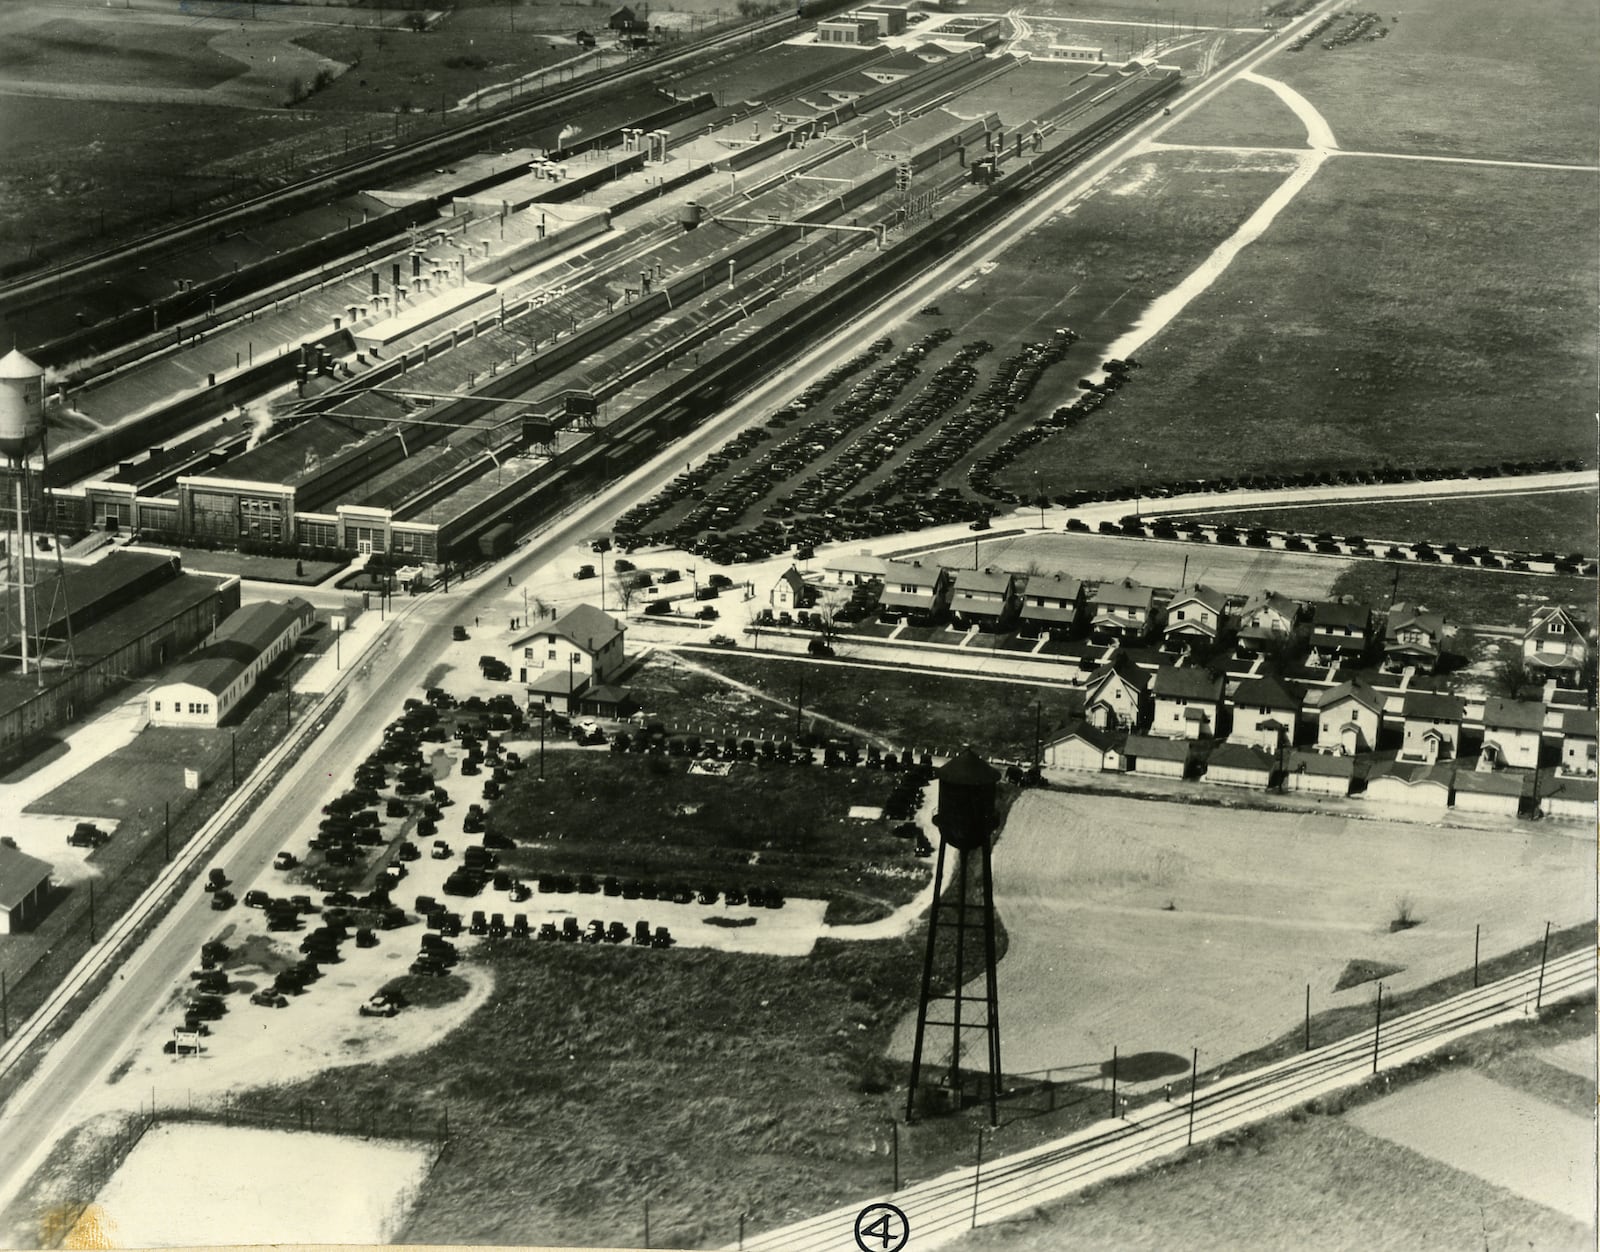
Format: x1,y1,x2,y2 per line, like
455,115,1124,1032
147,599,316,728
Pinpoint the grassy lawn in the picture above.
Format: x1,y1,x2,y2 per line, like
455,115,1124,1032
638,651,1081,760
170,548,345,586
997,157,1596,499
0,17,243,90
1267,0,1598,165
1163,487,1598,559
957,1001,1594,1252
1324,562,1594,630
484,750,932,921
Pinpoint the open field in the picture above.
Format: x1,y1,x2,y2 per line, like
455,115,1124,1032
1324,562,1596,631
1159,73,1309,148
646,651,1085,760
484,748,933,922
1164,487,1599,560
996,157,1597,498
957,1005,1595,1252
1017,0,1267,23
170,548,344,585
1267,0,1599,164
887,789,1595,1080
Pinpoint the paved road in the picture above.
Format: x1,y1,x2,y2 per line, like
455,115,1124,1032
736,948,1596,1251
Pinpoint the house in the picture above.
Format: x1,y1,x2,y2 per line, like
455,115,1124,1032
1235,590,1297,657
1539,773,1598,824
1123,734,1190,778
1082,653,1149,732
608,5,648,33
0,844,53,935
1363,760,1452,813
770,566,811,614
824,553,888,587
574,29,597,48
1559,709,1596,776
1308,600,1371,662
1227,674,1301,752
1283,749,1354,797
1202,742,1274,789
1043,722,1122,773
1089,579,1154,641
1017,572,1086,635
1383,602,1446,673
1398,690,1466,764
1162,584,1227,652
1311,678,1384,755
1523,606,1591,686
877,561,950,620
1150,665,1223,740
1452,770,1525,818
147,598,315,728
1478,697,1545,771
512,603,627,712
950,567,1019,628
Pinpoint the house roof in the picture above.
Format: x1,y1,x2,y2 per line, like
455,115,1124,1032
579,684,635,708
1368,759,1453,788
1231,674,1301,712
1312,601,1370,629
1091,580,1152,611
1542,773,1598,804
1560,709,1597,738
1527,606,1591,638
1385,601,1443,641
773,566,807,596
1402,690,1466,722
0,844,53,911
1087,652,1151,694
1045,721,1112,753
1316,678,1384,716
1481,697,1545,733
1287,749,1354,778
953,568,1014,596
1454,770,1526,798
1241,589,1295,620
1152,665,1223,701
1206,742,1274,773
882,561,945,590
1018,572,1083,601
1018,603,1081,624
1124,734,1190,762
1168,583,1227,616
824,554,888,578
155,599,312,698
516,603,623,656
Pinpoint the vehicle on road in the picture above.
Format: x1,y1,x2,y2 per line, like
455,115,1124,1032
273,851,298,870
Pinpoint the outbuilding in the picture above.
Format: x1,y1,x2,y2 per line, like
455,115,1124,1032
1123,733,1189,779
1283,750,1354,797
1202,742,1274,789
1539,773,1597,825
0,845,54,934
1363,760,1451,813
1042,722,1122,773
1452,769,1525,818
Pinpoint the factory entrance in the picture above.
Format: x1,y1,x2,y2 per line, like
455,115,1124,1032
357,538,373,555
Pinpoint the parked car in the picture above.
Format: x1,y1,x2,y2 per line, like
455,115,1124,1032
68,822,109,849
452,625,470,641
209,889,236,911
243,889,272,909
273,851,298,871
708,634,736,648
250,990,289,1009
359,989,406,1018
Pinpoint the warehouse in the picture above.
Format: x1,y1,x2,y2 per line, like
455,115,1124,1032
147,598,316,728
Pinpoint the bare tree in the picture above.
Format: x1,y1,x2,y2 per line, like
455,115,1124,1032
615,569,653,610
1494,655,1533,700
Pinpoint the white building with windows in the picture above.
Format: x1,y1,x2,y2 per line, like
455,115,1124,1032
510,603,626,711
147,599,315,728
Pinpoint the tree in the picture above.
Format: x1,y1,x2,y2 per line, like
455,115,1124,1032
616,569,653,610
1494,655,1533,700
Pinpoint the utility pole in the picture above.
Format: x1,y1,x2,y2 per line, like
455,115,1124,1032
1109,1045,1118,1117
2,970,8,1041
795,670,804,740
1372,983,1383,1073
1536,921,1552,1010
89,882,97,944
1473,924,1480,988
164,801,171,862
1304,983,1311,1051
1186,1048,1198,1145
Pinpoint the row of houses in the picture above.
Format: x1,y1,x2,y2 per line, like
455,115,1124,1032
819,553,1592,685
1047,726,1597,822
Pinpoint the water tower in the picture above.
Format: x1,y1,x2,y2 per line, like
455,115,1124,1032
906,746,1005,1125
0,347,49,677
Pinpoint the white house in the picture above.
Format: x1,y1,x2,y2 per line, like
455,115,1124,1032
511,603,626,711
1150,665,1223,740
1082,653,1149,732
1478,697,1545,771
1162,584,1227,652
824,554,888,587
1559,709,1596,776
1398,691,1466,764
770,566,810,613
1090,579,1154,641
1017,572,1086,635
1228,674,1301,751
1522,606,1590,687
1383,602,1446,673
1236,590,1296,657
147,598,315,728
1312,678,1384,755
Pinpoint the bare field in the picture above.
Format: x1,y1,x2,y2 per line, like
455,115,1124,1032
886,790,1595,1081
1159,74,1308,148
998,157,1597,497
1268,0,1599,163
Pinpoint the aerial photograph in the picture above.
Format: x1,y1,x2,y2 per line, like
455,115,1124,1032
0,0,1593,1248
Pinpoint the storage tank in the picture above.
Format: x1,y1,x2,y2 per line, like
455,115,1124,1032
0,348,46,460
677,202,705,232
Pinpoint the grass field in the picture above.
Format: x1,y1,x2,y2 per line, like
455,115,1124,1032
995,156,1597,498
1267,0,1598,164
172,549,344,585
484,750,932,922
1324,562,1595,630
1159,73,1310,148
0,17,243,91
647,651,1084,760
957,1003,1594,1252
1165,487,1599,560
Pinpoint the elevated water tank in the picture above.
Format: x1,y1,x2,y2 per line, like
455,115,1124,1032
0,348,46,459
